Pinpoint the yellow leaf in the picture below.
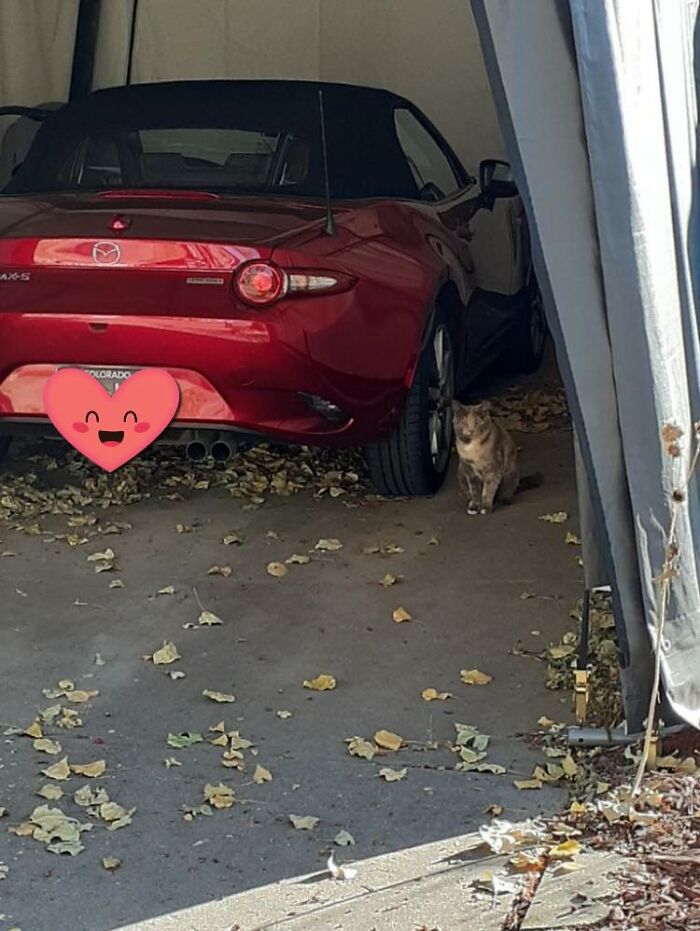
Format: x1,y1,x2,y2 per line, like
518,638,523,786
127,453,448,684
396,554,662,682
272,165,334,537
303,674,336,691
210,734,229,747
486,804,504,816
460,669,493,686
71,760,106,778
253,765,272,784
151,641,181,665
102,857,121,871
380,574,397,587
157,585,176,595
392,607,412,623
346,736,376,760
210,721,226,732
37,785,64,801
537,716,556,728
379,766,407,782
99,802,128,823
10,822,36,837
203,783,235,809
561,755,578,777
514,778,543,790
548,839,581,859
266,561,288,578
64,689,99,703
24,721,43,739
198,610,223,626
421,687,451,701
565,531,581,545
374,729,403,752
510,851,546,871
569,801,587,815
42,757,71,781
33,738,62,756
203,689,235,703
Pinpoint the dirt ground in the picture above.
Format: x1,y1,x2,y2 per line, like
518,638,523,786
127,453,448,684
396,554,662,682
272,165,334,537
0,360,583,931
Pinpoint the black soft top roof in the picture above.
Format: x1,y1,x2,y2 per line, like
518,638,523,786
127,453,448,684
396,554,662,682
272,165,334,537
6,80,467,201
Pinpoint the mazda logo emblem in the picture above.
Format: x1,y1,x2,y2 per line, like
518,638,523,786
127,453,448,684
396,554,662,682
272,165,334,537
92,241,122,266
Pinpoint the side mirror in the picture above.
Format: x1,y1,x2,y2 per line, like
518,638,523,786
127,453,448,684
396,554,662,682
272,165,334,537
479,158,517,209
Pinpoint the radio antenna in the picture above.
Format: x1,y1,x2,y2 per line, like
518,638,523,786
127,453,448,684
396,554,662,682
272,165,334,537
317,88,336,237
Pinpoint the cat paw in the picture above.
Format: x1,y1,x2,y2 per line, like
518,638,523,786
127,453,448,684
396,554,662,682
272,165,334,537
467,504,479,515
479,507,493,515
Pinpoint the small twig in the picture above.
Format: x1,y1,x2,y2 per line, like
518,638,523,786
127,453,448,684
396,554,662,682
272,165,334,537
632,428,700,798
192,586,204,612
644,853,700,865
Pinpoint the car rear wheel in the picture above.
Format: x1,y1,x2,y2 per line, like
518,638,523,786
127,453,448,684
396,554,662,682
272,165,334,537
365,311,455,496
505,273,547,374
0,436,10,464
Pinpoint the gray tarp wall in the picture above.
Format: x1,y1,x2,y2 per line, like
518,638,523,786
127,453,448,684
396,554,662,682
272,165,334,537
473,0,700,730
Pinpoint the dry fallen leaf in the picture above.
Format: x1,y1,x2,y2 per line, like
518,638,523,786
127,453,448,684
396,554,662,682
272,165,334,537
379,766,407,782
460,669,493,686
303,674,336,691
203,689,236,703
42,757,71,781
346,736,377,760
207,565,232,577
421,688,451,701
87,548,115,562
565,532,581,545
379,573,397,587
33,738,62,756
548,838,581,859
285,553,311,565
289,813,319,830
374,730,403,752
151,641,181,665
223,532,244,546
64,689,99,704
327,853,357,880
392,606,412,623
334,829,356,846
266,562,288,578
203,783,235,809
510,851,546,871
37,785,64,801
276,710,293,719
315,538,343,551
164,757,181,768
157,585,176,596
109,579,124,589
514,778,543,790
167,732,202,748
24,721,43,739
102,856,122,871
70,760,106,778
253,765,272,784
198,610,223,627
486,804,504,816
539,512,568,523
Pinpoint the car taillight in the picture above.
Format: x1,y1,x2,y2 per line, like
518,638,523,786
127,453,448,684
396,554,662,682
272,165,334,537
233,262,355,307
234,262,288,306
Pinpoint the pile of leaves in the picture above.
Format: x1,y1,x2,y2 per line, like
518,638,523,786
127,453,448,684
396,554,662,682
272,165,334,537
0,442,368,540
538,589,624,727
488,387,570,433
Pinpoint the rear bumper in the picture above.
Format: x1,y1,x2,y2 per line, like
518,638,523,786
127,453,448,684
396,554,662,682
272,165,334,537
0,309,414,447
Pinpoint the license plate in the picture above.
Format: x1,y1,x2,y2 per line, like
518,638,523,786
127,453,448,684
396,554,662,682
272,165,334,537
77,366,139,395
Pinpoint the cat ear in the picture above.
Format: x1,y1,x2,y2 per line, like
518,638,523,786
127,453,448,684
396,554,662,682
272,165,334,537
451,400,464,414
479,400,492,413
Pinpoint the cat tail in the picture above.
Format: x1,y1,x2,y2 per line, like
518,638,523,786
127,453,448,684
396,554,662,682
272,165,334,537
517,472,544,492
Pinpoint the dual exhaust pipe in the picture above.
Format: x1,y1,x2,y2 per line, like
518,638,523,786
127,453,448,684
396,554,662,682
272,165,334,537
185,435,235,463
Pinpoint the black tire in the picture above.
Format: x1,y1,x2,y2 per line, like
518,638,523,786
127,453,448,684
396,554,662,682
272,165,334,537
0,436,9,463
365,310,455,496
504,273,548,374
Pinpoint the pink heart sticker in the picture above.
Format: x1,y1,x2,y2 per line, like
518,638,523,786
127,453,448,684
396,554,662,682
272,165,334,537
44,368,180,472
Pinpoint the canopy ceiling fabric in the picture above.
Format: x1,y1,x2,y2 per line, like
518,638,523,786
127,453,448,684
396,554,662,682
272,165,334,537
472,0,700,730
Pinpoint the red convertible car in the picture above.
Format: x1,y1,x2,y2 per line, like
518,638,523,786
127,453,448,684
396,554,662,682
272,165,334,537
0,80,545,495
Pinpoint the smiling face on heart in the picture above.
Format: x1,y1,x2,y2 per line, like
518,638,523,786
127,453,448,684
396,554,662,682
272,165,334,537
44,368,180,471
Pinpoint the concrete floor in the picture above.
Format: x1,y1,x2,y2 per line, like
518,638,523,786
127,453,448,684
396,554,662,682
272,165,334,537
0,365,581,931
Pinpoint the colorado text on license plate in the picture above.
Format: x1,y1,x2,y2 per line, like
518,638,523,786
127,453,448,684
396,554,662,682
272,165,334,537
82,367,139,395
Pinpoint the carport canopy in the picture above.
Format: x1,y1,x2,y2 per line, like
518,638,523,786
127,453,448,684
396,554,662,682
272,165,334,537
1,0,699,732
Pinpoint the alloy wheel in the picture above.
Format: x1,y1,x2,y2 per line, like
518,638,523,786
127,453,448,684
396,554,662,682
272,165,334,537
427,323,455,472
